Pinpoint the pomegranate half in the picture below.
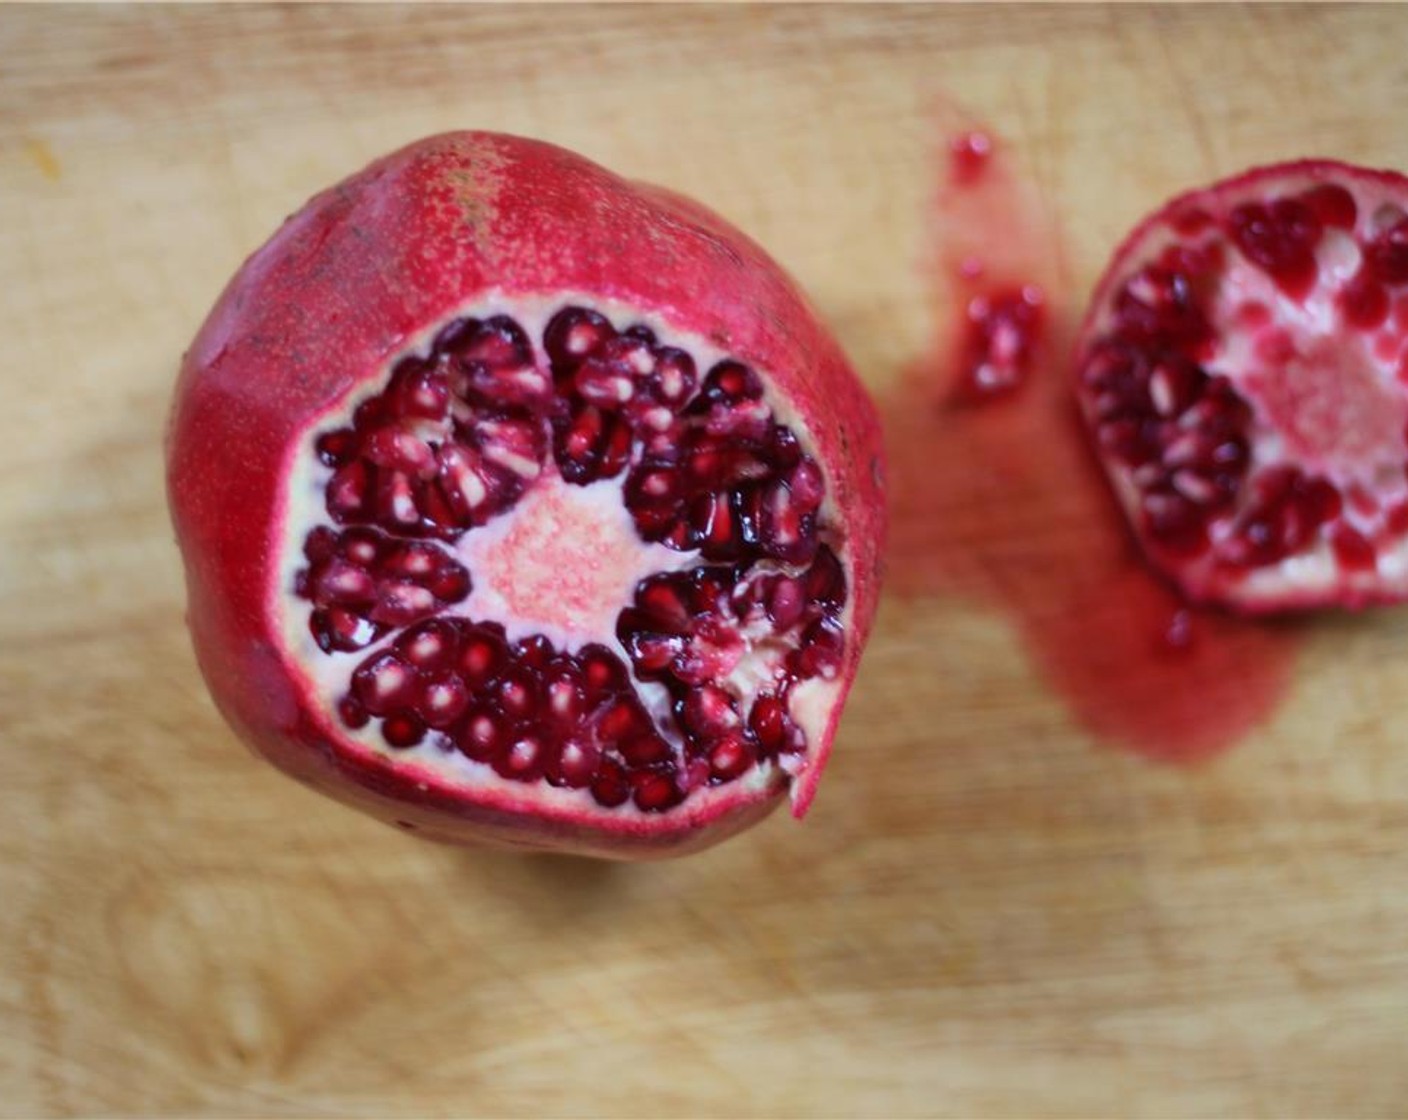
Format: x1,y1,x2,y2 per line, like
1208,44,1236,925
1077,159,1408,611
167,132,885,858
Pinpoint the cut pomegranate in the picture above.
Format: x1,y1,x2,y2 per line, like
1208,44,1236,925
167,132,885,858
1076,159,1408,610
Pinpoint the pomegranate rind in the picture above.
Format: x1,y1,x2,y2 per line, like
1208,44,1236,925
167,131,884,857
1077,158,1408,612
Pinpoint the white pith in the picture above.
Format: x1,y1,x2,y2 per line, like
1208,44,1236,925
273,292,849,817
1084,176,1408,607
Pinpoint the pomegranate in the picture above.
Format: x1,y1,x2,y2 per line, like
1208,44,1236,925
166,132,884,859
1077,159,1408,611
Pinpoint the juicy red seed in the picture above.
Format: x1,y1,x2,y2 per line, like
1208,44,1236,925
1144,488,1212,552
495,671,537,720
1388,502,1408,536
619,733,672,768
352,652,418,715
457,707,502,762
597,699,649,744
579,645,629,697
708,733,757,782
750,694,805,757
513,635,554,671
544,669,586,725
397,619,460,669
545,306,615,368
1229,198,1322,299
381,712,426,749
956,285,1045,398
764,576,807,630
679,686,741,742
632,770,685,813
590,758,632,808
546,739,601,789
793,617,846,680
1113,266,1212,352
337,694,369,730
1368,219,1408,284
1330,524,1377,572
327,461,372,519
458,628,507,685
316,429,359,467
648,348,697,404
494,736,545,781
1339,270,1390,330
701,361,763,403
1300,183,1358,230
418,674,470,728
311,607,381,653
805,546,847,608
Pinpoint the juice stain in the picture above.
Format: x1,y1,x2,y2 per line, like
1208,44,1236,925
884,109,1303,762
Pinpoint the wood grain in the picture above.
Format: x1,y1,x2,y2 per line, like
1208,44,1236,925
4,5,1408,1117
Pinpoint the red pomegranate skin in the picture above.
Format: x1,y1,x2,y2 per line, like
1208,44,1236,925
167,131,885,858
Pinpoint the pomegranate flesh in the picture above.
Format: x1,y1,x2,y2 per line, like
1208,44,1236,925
167,132,884,858
1077,159,1408,610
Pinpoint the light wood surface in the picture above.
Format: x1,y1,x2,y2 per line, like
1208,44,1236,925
5,5,1408,1117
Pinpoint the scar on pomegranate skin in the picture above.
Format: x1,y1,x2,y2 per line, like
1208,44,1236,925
885,105,1302,763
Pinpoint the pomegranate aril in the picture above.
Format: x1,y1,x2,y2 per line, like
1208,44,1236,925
544,665,586,726
805,546,848,608
544,306,616,368
381,712,427,749
316,429,359,467
678,686,742,742
311,559,376,605
1300,183,1357,230
590,757,631,808
750,694,805,758
645,347,696,405
579,644,630,699
457,625,508,686
418,674,470,728
1330,524,1377,572
699,361,763,404
327,461,372,520
619,732,671,768
369,581,438,626
1366,219,1408,284
311,607,381,653
708,733,757,782
596,698,650,744
457,706,503,763
546,739,601,789
337,694,369,730
495,669,537,721
791,617,845,680
1228,198,1321,298
763,575,807,630
1340,270,1390,329
495,736,546,781
389,361,450,421
352,652,418,716
632,770,684,813
396,619,460,670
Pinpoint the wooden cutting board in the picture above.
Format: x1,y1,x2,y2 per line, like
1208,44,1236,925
5,5,1408,1116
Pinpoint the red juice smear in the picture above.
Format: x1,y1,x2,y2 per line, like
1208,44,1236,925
885,107,1303,763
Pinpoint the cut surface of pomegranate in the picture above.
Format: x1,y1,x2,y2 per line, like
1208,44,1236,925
167,132,885,858
1077,159,1408,611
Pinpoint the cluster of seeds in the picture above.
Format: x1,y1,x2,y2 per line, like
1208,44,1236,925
295,306,847,810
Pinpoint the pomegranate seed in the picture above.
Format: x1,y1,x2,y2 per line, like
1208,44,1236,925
708,733,757,781
546,739,601,789
632,770,684,813
381,712,426,749
1300,183,1357,230
1330,524,1377,572
590,758,631,808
